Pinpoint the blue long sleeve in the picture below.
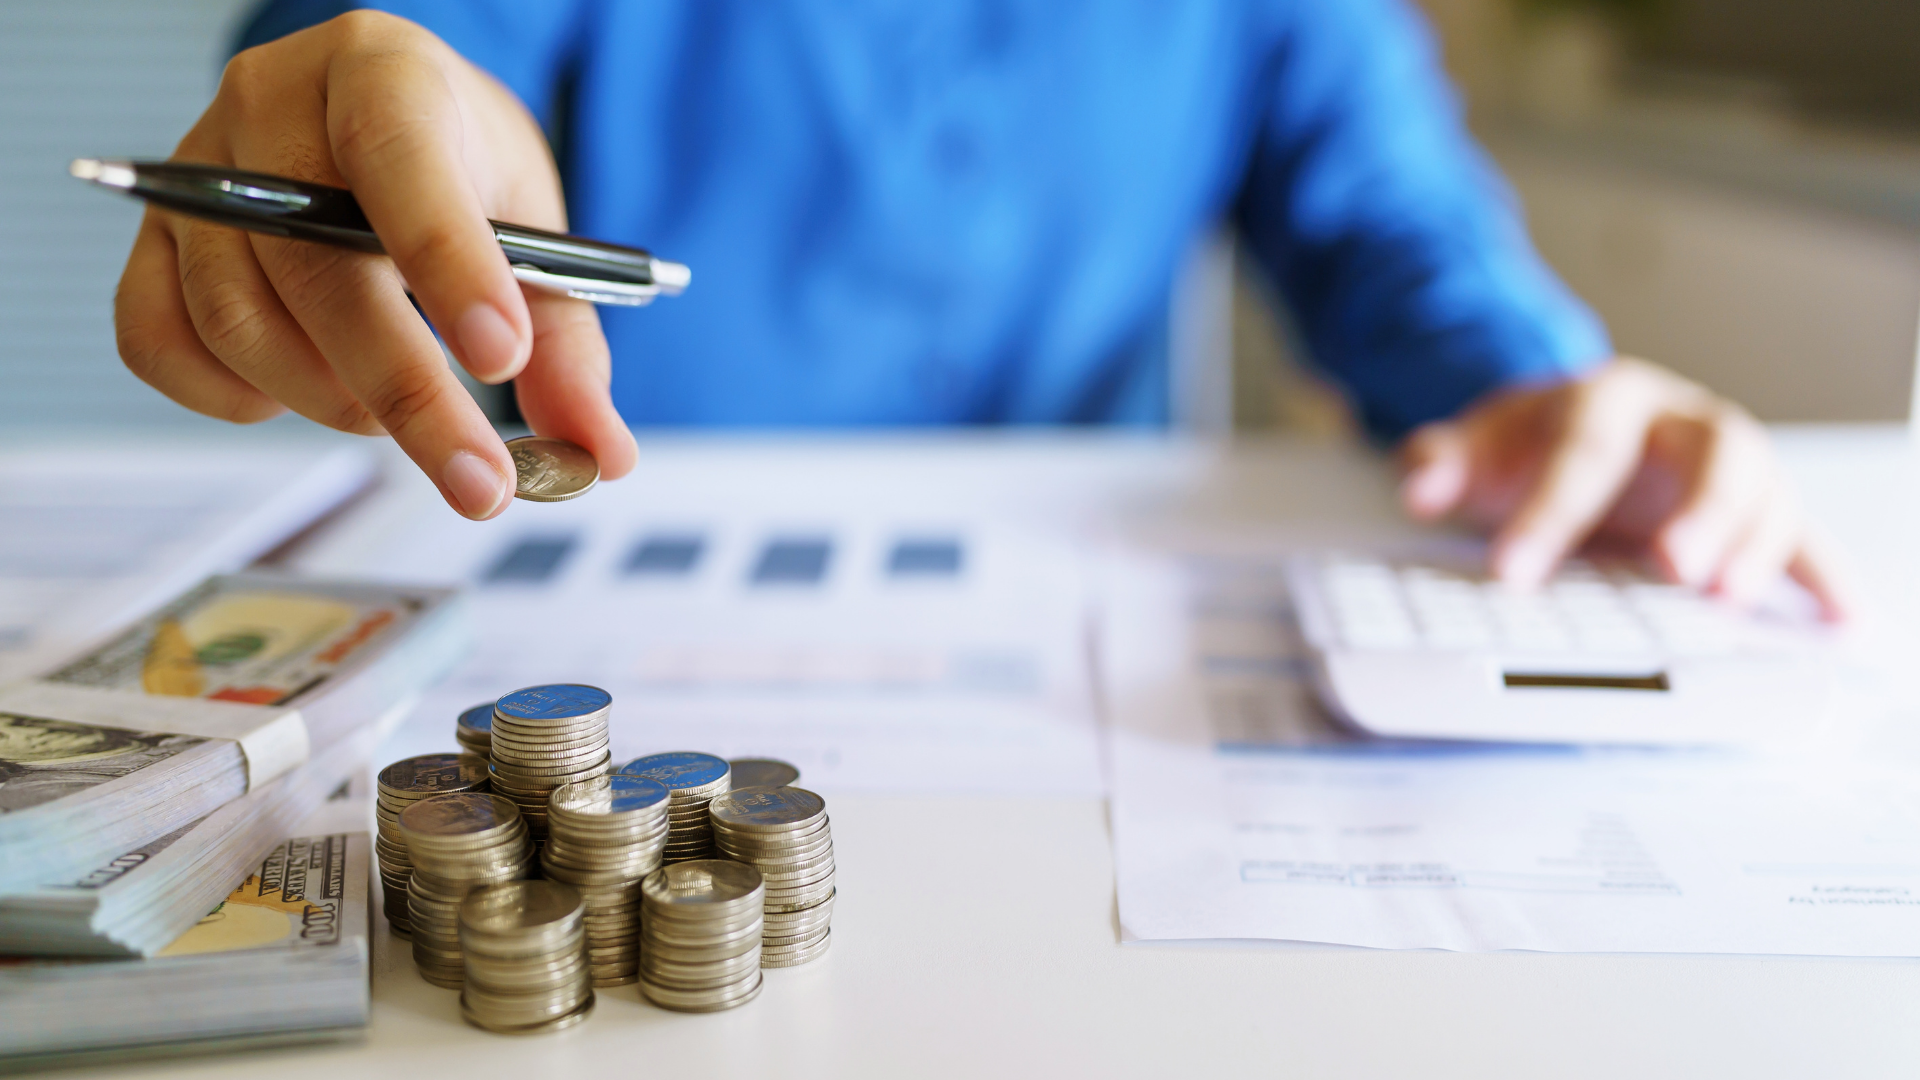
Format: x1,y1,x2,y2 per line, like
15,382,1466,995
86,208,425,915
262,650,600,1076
1238,0,1609,437
234,0,1610,434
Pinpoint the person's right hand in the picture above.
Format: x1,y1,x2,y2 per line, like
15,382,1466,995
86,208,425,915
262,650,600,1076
114,11,638,519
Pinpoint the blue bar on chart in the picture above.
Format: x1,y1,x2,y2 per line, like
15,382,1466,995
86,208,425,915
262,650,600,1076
481,536,578,584
887,538,964,577
750,537,832,585
623,534,706,576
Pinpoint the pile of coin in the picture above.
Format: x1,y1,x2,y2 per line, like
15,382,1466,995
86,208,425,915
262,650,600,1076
619,752,731,862
399,793,535,988
375,753,489,936
489,685,614,840
455,702,493,756
540,774,672,986
638,859,765,1012
710,786,835,966
458,880,594,1034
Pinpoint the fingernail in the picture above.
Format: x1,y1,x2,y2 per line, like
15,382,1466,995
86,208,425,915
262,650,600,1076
455,303,527,383
1665,529,1710,585
1496,540,1552,588
442,450,510,519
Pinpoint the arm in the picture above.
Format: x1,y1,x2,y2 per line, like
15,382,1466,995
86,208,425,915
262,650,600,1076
113,3,634,520
1238,0,1848,616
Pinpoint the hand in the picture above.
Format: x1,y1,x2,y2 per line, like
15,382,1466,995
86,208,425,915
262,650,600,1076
113,11,638,519
1398,357,1852,619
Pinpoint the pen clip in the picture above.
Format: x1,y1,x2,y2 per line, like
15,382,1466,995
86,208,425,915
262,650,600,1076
510,264,659,307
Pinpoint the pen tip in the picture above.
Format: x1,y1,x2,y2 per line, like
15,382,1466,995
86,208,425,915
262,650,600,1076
69,158,135,189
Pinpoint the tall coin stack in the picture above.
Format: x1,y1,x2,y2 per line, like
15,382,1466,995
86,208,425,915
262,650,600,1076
710,786,835,966
455,702,493,756
638,859,765,1012
399,793,535,988
375,753,489,936
458,880,594,1034
489,684,614,840
541,774,672,986
619,752,731,862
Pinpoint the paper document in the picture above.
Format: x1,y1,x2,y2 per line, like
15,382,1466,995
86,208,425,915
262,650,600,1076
295,460,1102,795
0,441,373,682
1105,552,1920,955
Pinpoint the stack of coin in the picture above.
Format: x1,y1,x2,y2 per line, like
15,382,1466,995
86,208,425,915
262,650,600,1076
710,786,835,966
458,880,594,1034
399,793,535,988
728,758,800,789
638,859,765,1012
541,773,672,986
489,685,614,840
375,753,489,936
455,702,494,756
619,752,731,862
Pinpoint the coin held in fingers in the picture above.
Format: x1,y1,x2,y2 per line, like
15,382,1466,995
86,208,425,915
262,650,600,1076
505,436,598,502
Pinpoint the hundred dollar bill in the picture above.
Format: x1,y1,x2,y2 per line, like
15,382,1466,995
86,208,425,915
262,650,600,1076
0,572,466,896
0,834,371,1068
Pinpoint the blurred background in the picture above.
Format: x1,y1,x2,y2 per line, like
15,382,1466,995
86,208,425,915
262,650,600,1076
3,0,1916,434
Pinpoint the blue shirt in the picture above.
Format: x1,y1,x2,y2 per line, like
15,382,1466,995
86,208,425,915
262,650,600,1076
240,0,1608,437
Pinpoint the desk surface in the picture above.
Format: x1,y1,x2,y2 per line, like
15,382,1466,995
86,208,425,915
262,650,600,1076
64,427,1920,1080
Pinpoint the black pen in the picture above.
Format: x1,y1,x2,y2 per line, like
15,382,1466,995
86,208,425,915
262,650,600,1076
70,158,689,307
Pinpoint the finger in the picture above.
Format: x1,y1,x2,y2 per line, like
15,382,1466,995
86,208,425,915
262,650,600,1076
323,30,531,384
174,217,381,435
1650,410,1771,587
1399,422,1470,521
1786,526,1858,623
512,292,639,480
252,234,514,519
1491,374,1659,587
115,214,284,424
1710,486,1800,608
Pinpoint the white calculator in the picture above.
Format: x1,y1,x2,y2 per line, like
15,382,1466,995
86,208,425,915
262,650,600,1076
1284,552,1835,746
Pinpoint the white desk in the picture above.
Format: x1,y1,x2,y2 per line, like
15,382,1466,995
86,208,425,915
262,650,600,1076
67,427,1920,1080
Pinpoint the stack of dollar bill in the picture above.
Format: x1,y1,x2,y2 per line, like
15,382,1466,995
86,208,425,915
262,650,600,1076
0,573,467,956
0,833,371,1069
619,751,732,862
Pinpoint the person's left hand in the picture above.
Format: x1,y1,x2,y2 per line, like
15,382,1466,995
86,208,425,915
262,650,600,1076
1397,356,1853,620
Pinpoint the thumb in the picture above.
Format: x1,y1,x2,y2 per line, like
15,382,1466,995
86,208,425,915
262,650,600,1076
1399,421,1470,521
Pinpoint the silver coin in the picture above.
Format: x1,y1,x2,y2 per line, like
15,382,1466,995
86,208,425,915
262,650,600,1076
505,436,599,502
727,758,800,789
709,785,825,832
460,992,594,1035
398,793,521,839
639,972,763,1012
760,932,831,968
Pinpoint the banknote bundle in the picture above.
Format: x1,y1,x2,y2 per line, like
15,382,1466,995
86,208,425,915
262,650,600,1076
619,751,732,862
401,793,535,988
0,724,375,957
0,573,467,897
710,785,836,967
375,753,489,936
540,773,671,985
0,834,371,1069
458,880,594,1034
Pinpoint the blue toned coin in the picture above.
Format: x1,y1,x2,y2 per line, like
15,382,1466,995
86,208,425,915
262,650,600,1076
457,702,494,733
619,751,730,790
606,774,671,812
495,683,613,721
